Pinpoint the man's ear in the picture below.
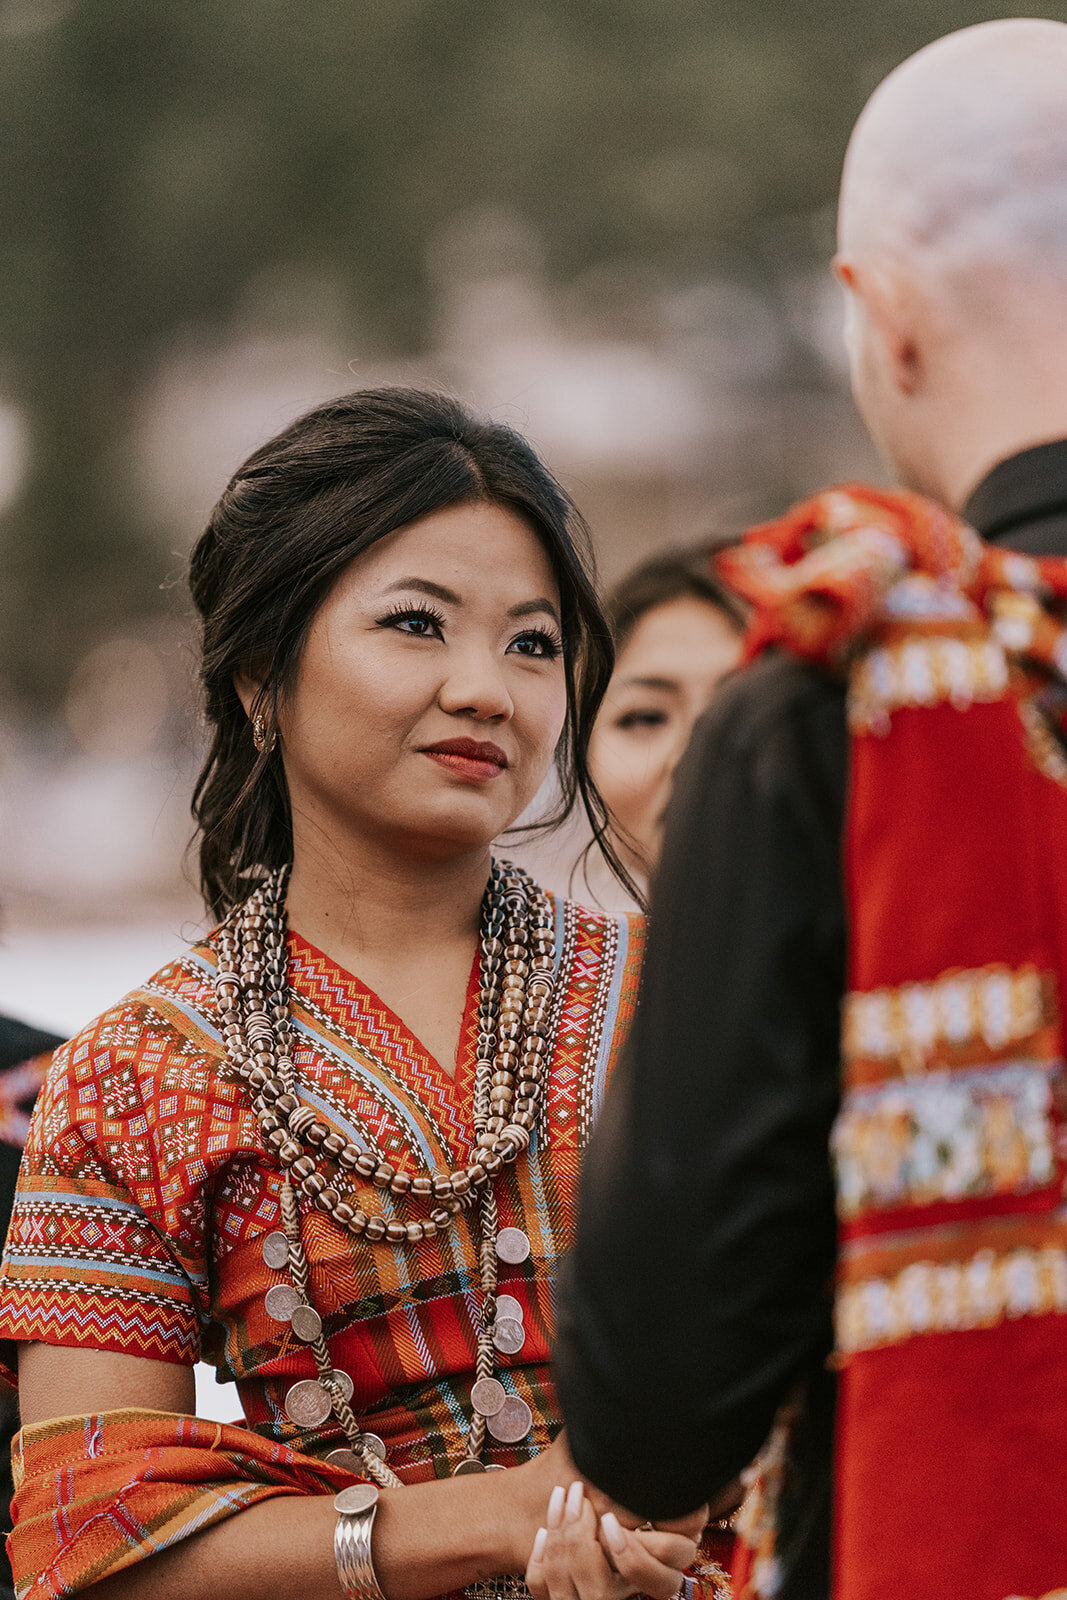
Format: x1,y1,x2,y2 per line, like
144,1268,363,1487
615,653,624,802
834,254,924,396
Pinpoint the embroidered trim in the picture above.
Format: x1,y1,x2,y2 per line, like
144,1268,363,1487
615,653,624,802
843,964,1053,1081
833,1061,1059,1219
879,573,980,622
848,635,1008,734
1019,696,1067,791
836,1242,1067,1354
731,1388,805,1600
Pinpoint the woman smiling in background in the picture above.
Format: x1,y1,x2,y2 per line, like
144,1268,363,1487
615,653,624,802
589,549,746,889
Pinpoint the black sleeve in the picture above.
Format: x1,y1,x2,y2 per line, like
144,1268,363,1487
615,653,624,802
554,653,848,1520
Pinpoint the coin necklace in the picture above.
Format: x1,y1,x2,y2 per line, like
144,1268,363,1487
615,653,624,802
214,859,556,1484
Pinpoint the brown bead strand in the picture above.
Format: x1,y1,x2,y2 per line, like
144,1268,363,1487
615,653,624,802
224,864,552,1241
221,885,403,1483
278,1180,402,1489
214,861,555,1475
461,889,506,1466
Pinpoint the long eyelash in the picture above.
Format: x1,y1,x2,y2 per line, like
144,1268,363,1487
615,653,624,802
381,601,447,628
518,627,564,658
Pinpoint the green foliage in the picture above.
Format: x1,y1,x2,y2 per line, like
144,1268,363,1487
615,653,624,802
1,0,1064,706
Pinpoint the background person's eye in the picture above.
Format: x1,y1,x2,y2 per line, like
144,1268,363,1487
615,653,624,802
616,707,669,730
377,603,447,639
508,628,563,659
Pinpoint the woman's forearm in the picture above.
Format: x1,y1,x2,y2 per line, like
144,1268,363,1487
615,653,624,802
87,1466,545,1600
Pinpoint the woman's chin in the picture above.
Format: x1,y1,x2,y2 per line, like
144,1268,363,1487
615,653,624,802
377,804,514,863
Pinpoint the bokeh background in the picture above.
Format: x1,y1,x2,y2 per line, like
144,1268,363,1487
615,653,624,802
3,0,1066,1036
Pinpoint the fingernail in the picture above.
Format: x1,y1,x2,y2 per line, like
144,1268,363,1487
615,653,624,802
547,1485,566,1528
532,1527,547,1563
565,1480,584,1521
601,1511,626,1554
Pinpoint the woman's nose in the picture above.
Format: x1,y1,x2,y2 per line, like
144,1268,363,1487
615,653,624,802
437,648,515,721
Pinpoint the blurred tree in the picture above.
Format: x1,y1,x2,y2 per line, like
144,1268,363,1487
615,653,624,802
0,0,1063,706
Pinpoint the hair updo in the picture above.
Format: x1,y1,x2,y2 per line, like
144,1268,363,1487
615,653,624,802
189,387,635,918
605,543,748,653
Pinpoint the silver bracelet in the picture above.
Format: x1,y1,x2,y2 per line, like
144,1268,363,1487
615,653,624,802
334,1484,387,1600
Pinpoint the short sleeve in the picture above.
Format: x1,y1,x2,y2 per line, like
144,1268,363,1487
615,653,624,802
0,992,213,1375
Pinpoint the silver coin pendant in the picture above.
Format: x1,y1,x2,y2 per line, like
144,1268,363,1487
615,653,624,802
495,1228,531,1265
261,1231,290,1271
492,1317,525,1356
290,1304,323,1343
265,1283,301,1323
324,1369,355,1403
285,1378,333,1428
471,1377,506,1417
486,1395,533,1444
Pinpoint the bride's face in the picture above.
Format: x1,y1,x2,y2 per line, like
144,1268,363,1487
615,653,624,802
274,500,568,863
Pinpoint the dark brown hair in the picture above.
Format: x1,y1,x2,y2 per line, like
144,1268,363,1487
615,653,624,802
189,387,638,917
605,542,748,654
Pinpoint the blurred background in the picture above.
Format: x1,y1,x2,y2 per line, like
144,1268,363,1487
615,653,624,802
2,0,1065,1037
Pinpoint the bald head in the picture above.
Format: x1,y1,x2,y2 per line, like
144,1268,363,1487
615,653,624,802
834,19,1067,510
840,19,1067,286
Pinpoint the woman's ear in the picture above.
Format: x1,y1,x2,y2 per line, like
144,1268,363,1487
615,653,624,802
233,669,261,721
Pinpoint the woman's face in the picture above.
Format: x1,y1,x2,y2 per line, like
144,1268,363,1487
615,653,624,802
589,595,743,877
272,501,568,866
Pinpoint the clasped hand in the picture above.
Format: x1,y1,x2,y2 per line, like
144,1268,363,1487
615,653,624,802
525,1479,706,1600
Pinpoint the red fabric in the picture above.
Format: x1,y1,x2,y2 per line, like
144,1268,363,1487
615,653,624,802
836,1318,1067,1600
845,698,1041,989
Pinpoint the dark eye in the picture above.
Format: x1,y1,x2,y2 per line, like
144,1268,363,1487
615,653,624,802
616,707,669,730
378,604,446,639
508,628,563,660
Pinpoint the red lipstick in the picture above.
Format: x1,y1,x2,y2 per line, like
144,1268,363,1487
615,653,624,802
422,737,509,783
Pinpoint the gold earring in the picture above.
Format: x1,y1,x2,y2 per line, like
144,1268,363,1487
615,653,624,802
251,712,275,754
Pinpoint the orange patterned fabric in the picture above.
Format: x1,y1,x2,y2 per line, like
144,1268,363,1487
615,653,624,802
0,887,702,1597
721,487,1067,1600
10,1409,353,1598
720,481,1067,672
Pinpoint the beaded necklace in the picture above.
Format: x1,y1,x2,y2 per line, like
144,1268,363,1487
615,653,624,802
214,860,556,1484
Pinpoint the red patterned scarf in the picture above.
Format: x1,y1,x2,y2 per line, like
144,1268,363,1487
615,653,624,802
720,485,1067,1600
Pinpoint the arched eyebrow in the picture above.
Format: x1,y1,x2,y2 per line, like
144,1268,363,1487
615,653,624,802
508,597,561,626
383,578,460,604
384,578,560,627
617,675,682,694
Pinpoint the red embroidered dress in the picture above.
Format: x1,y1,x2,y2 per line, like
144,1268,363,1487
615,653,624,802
0,892,661,1598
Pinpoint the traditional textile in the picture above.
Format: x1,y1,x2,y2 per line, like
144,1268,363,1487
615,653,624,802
10,1409,353,1597
0,888,716,1598
720,487,1067,1600
0,1017,62,1600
